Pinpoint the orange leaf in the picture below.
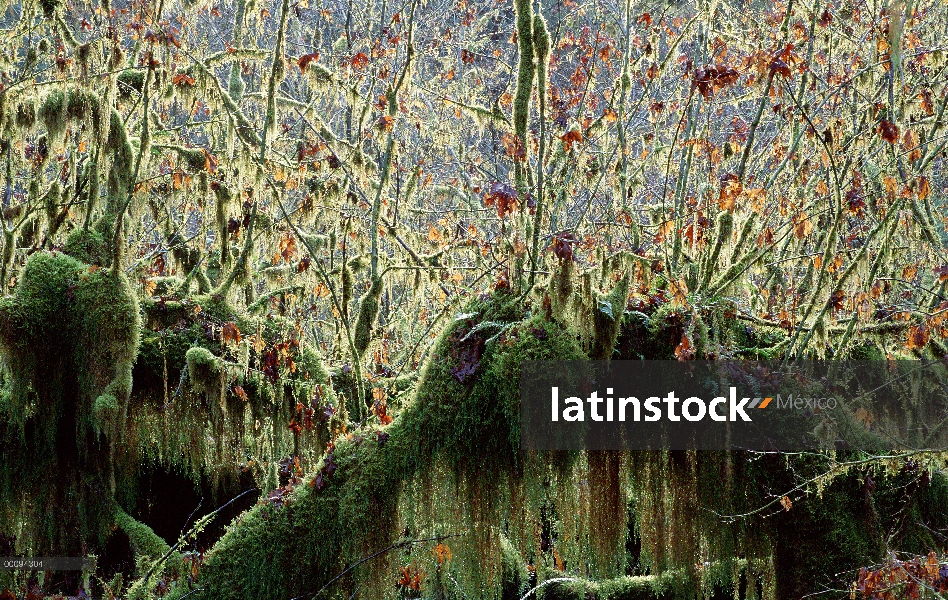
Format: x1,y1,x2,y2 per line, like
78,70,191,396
560,129,583,151
222,322,242,345
906,324,930,350
297,52,320,72
350,52,369,70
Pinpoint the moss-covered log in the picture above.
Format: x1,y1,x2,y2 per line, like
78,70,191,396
198,291,598,599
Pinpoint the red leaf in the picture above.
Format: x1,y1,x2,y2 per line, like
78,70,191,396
172,73,196,87
550,231,578,261
222,321,241,345
349,52,369,70
560,129,583,151
297,52,320,73
483,181,520,218
878,119,899,144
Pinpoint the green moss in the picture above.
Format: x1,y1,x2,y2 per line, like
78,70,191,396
0,251,140,554
512,0,535,143
39,89,68,141
174,146,207,172
771,475,879,597
185,346,225,396
64,88,100,125
118,70,146,98
114,505,172,562
535,569,696,600
105,108,134,210
352,275,383,358
15,101,36,130
39,0,62,19
590,275,631,359
200,292,588,599
846,340,885,360
64,227,110,266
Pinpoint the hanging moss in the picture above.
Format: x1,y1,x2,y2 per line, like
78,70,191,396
127,290,342,495
64,88,100,126
105,108,135,209
352,275,383,358
198,290,589,599
0,251,140,555
39,89,68,142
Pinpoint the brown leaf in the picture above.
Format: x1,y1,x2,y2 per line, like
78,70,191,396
934,266,948,283
172,73,195,87
297,52,320,73
793,212,813,239
674,333,694,361
878,119,899,144
349,52,369,70
906,324,929,350
560,129,583,151
222,322,242,345
920,89,934,116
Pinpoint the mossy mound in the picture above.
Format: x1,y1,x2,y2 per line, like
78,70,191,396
198,291,591,599
0,251,140,554
64,226,111,266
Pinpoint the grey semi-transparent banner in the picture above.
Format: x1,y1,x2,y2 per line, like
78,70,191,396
520,360,948,451
0,557,95,570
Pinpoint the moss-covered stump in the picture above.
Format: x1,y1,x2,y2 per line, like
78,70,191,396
0,251,140,555
198,291,598,599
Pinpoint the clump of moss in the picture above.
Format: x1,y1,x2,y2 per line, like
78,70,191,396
118,70,146,99
185,347,226,396
589,275,631,359
39,0,62,18
0,251,140,554
39,89,68,142
64,227,110,266
64,88,100,127
352,275,383,358
174,146,207,172
15,101,36,130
